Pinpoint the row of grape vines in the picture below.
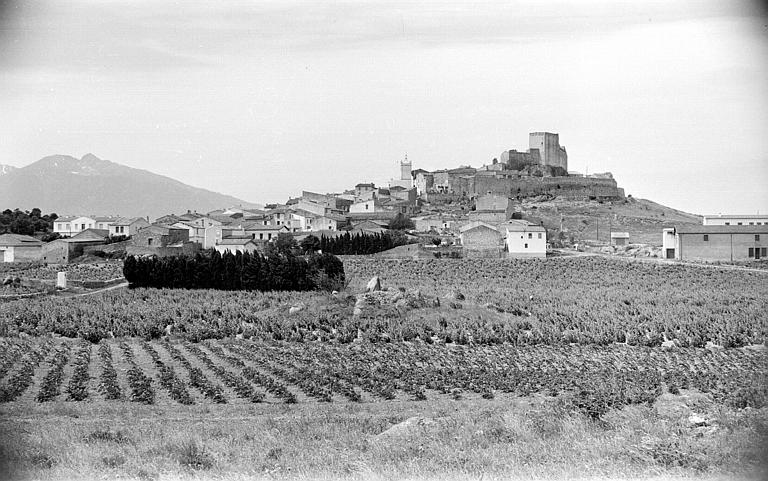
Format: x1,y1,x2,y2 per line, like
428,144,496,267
0,337,765,413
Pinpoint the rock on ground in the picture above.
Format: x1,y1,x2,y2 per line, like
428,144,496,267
366,276,381,292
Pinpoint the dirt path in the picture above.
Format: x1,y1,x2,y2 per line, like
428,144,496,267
56,281,129,298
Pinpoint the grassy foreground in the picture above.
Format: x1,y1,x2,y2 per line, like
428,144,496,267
1,394,766,480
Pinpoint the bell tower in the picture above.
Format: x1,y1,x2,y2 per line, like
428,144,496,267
400,153,411,181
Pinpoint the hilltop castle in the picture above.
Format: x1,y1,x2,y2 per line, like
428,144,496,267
501,132,568,172
412,132,623,201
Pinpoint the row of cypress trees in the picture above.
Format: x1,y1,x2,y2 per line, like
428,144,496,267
123,249,344,291
318,231,404,255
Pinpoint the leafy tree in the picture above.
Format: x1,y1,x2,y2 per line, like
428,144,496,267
388,213,415,230
269,232,298,257
300,235,321,254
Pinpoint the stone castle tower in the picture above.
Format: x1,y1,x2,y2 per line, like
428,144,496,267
529,132,567,171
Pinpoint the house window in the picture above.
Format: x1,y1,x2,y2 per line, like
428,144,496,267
524,243,528,248
528,233,532,239
81,224,86,230
538,233,542,239
756,235,761,241
738,222,742,225
365,204,369,210
762,248,767,257
703,235,708,241
749,222,754,225
260,233,264,240
748,248,754,257
725,222,730,225
268,233,272,240
147,238,153,246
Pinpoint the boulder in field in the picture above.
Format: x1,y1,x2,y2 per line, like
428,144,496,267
289,303,305,315
366,276,381,292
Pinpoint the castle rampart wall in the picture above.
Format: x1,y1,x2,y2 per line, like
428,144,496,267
468,175,622,199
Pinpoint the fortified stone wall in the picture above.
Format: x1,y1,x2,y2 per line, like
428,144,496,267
470,175,622,200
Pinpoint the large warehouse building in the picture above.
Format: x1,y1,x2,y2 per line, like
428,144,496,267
662,225,768,261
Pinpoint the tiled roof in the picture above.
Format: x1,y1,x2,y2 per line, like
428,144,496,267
460,221,499,233
0,233,43,246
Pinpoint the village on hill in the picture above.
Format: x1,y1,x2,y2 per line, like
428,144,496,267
1,130,766,267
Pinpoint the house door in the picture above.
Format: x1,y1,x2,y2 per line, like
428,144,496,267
666,248,674,259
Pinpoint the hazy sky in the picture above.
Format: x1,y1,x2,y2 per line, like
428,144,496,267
1,0,766,214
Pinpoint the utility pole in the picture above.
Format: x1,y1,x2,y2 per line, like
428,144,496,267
608,215,612,246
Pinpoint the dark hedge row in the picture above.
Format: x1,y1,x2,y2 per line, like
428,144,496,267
123,250,344,291
318,231,405,255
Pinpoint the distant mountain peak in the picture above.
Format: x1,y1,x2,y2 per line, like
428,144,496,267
0,153,257,219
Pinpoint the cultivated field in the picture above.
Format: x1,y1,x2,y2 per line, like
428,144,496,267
0,256,766,480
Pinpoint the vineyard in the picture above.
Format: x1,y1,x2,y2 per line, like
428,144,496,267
0,337,765,414
0,257,765,347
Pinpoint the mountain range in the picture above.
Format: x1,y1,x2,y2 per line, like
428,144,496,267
0,154,258,219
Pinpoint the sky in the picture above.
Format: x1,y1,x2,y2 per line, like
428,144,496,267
0,0,766,215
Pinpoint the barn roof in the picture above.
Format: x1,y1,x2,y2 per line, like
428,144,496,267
676,225,768,234
0,233,43,247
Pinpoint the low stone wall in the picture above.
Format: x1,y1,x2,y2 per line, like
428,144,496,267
83,240,132,256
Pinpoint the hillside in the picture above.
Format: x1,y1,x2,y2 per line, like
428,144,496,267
0,154,258,219
520,196,701,245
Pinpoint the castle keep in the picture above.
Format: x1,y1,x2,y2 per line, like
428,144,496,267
414,132,623,201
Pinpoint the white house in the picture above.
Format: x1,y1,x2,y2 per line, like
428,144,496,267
94,216,119,231
349,199,383,213
242,224,290,242
53,216,97,236
203,224,245,249
315,213,346,231
505,220,546,258
290,210,317,231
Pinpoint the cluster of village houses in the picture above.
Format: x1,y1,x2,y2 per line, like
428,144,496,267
0,168,556,263
0,130,765,264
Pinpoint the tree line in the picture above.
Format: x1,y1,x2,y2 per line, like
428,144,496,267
308,231,408,256
123,250,345,291
0,208,57,236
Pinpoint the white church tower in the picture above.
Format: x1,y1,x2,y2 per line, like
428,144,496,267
389,153,413,189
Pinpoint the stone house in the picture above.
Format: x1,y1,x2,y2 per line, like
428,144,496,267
459,221,503,257
0,234,43,262
41,229,108,264
109,217,150,237
133,225,189,248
